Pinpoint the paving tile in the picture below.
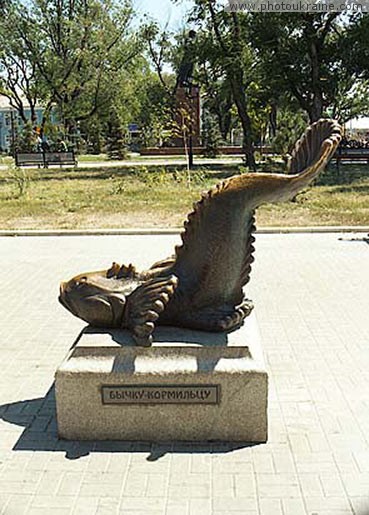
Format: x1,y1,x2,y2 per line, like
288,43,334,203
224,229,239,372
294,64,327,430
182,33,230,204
304,496,353,513
259,498,284,515
212,512,256,515
282,498,307,515
251,450,275,474
145,474,168,497
188,498,211,515
341,473,369,497
272,452,296,474
165,499,188,515
72,496,99,515
36,470,64,495
319,472,347,497
190,455,211,475
119,512,163,515
27,509,71,515
57,471,84,496
123,473,148,496
213,496,258,511
167,484,210,499
233,473,257,498
298,474,324,497
96,497,121,515
119,496,166,511
256,474,301,498
1,494,31,515
79,481,123,498
212,459,254,475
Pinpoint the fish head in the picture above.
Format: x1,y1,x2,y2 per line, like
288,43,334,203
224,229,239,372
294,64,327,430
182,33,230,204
59,268,136,327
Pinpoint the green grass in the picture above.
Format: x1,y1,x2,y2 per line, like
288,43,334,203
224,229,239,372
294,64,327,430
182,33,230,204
77,154,109,162
0,163,368,229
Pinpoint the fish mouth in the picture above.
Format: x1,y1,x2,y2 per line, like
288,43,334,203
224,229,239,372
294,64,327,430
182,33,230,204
58,281,122,327
59,282,77,316
58,283,74,314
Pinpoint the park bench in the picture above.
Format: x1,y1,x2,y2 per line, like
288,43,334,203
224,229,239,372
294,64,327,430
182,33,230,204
333,146,369,168
44,151,77,167
15,151,77,168
15,152,45,168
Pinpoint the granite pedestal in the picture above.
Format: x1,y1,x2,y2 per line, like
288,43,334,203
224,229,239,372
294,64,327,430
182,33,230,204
55,313,268,442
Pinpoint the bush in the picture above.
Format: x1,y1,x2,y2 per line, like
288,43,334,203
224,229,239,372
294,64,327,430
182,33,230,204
6,164,32,198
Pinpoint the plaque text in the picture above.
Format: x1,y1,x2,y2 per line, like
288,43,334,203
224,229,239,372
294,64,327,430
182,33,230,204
101,385,220,405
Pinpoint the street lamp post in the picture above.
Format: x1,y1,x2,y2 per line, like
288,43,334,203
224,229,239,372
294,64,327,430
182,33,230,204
10,108,15,157
186,85,196,170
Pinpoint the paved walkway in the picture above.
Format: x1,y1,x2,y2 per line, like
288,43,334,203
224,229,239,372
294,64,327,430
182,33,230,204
0,233,368,515
0,156,243,171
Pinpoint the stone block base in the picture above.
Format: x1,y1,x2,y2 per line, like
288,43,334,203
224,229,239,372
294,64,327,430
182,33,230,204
55,314,268,442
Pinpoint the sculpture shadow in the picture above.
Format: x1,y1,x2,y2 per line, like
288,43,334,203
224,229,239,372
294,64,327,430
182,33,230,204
338,234,369,246
82,325,231,346
82,326,250,375
0,386,259,461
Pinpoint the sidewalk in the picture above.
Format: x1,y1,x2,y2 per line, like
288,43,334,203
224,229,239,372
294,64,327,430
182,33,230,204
0,156,243,171
0,233,368,515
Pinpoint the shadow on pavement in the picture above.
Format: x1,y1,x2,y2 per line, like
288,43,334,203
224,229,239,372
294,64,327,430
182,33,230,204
0,385,259,461
338,234,369,245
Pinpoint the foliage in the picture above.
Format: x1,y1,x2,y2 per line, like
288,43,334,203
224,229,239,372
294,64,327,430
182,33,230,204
0,3,41,124
249,13,369,123
201,109,222,157
111,166,207,194
105,118,128,160
0,0,142,139
270,108,308,161
6,163,32,198
2,3,369,162
188,3,257,168
133,71,175,147
190,29,236,143
343,14,369,81
13,122,39,153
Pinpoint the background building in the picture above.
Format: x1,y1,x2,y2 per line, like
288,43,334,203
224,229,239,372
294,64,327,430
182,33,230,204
0,96,46,153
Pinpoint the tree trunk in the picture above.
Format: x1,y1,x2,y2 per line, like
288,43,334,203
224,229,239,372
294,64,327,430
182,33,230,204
269,103,277,137
309,39,324,122
229,72,256,170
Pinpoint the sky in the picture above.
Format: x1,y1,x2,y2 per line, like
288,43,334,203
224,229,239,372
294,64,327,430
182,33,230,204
133,0,194,30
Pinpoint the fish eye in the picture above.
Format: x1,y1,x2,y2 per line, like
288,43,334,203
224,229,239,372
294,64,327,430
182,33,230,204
74,277,87,288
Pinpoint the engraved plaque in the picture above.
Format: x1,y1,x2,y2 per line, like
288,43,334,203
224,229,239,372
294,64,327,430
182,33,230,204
102,384,220,405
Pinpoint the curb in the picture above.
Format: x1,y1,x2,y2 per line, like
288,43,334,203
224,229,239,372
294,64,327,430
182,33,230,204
0,226,368,237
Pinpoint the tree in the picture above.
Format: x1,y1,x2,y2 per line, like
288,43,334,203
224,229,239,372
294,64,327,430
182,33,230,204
201,108,222,156
249,13,369,123
0,4,42,124
343,14,369,81
270,106,308,162
11,0,141,135
190,2,257,168
194,30,237,142
135,72,176,147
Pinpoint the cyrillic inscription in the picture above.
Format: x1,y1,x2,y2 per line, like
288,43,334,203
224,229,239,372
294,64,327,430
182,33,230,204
101,385,220,405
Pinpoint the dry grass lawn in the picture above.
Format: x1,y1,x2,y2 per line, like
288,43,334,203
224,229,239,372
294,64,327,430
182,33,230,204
0,163,368,229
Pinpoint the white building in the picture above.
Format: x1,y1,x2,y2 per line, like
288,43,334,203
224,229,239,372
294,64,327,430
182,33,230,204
0,96,46,152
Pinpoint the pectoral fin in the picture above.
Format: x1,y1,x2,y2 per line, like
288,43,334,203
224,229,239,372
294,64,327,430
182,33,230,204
126,275,179,346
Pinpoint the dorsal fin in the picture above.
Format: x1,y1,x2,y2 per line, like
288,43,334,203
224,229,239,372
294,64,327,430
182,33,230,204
173,178,256,308
175,179,231,262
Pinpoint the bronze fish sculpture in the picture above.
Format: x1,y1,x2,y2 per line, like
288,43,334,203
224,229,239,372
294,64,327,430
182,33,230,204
59,119,342,346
